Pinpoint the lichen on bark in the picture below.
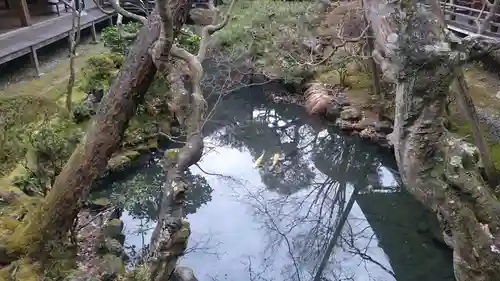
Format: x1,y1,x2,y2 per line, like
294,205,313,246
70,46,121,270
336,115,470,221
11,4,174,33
363,0,500,279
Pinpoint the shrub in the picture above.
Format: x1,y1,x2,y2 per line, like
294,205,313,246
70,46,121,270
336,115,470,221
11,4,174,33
101,22,142,55
71,102,94,124
80,54,119,93
176,27,202,54
24,119,84,188
0,96,63,175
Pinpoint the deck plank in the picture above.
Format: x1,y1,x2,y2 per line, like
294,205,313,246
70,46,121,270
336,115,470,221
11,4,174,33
0,8,111,64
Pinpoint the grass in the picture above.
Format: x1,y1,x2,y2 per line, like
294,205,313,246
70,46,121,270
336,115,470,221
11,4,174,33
215,0,317,82
463,65,500,112
0,42,108,176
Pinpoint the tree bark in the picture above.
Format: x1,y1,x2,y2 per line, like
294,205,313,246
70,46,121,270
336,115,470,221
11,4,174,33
363,0,500,280
10,0,191,257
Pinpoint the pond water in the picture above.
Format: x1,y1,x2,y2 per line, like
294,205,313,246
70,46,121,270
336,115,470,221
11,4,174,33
97,86,455,281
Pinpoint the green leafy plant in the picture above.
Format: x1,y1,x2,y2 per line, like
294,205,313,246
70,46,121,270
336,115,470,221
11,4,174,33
71,102,94,124
80,54,119,93
177,28,202,54
25,119,84,188
101,22,142,55
12,171,46,196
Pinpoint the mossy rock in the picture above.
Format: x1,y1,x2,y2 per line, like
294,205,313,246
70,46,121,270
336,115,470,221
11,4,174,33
103,238,124,257
107,150,141,173
99,254,125,281
89,197,112,211
103,219,124,240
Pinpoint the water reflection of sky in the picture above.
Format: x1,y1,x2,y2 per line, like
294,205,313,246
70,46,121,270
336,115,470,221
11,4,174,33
120,103,454,281
180,136,396,281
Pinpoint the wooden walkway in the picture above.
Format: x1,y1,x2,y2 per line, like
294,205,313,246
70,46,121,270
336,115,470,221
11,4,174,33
0,7,113,75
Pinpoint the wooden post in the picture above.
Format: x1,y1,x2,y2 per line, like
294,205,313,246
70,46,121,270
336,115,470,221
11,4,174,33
91,21,99,43
29,46,41,76
15,0,31,26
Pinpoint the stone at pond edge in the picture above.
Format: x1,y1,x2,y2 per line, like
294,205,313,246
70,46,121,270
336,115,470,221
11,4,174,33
107,150,141,173
325,103,341,120
89,197,112,211
335,119,355,130
99,254,125,281
104,238,125,257
103,219,124,240
340,107,362,121
374,120,393,134
353,118,376,131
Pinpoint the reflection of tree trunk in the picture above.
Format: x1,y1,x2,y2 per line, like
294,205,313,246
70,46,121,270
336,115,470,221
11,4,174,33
313,145,355,281
313,185,360,281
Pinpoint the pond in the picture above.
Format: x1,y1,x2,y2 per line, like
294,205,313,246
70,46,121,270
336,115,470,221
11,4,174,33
96,85,455,281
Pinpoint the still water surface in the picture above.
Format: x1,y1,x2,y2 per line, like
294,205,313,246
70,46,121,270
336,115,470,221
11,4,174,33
100,87,455,281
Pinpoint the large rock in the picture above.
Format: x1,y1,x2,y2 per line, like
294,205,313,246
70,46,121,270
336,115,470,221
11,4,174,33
374,120,393,134
99,254,125,281
353,118,376,130
340,107,362,121
325,103,341,120
103,219,124,240
335,119,355,130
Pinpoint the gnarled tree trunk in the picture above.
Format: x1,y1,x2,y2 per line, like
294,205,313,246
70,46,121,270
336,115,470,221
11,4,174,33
10,0,191,258
363,0,500,280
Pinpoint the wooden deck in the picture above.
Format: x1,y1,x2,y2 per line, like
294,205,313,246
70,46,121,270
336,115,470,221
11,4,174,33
0,7,113,75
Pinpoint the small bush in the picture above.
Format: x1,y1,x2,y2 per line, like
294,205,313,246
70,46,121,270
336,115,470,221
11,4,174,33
0,96,63,175
24,119,84,187
176,28,202,54
80,54,119,93
102,22,142,55
71,102,94,124
12,172,45,196
27,119,83,161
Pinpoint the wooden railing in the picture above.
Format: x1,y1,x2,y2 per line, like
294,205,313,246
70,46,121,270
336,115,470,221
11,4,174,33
436,0,500,38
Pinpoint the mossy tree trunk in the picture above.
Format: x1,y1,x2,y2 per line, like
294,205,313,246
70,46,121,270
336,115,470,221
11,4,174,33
363,0,500,280
10,0,191,258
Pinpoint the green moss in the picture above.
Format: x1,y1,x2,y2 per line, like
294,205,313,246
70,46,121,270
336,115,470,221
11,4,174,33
215,0,315,83
0,96,65,175
107,150,142,173
178,219,191,240
100,254,126,275
449,117,500,169
79,53,122,94
0,260,41,281
90,197,112,208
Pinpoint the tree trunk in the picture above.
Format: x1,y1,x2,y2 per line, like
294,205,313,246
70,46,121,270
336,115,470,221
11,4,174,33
363,0,500,280
10,0,191,257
